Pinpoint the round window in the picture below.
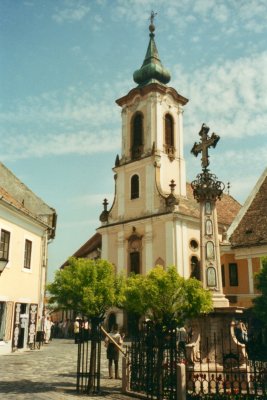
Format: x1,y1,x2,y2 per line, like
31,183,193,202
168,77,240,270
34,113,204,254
190,239,199,251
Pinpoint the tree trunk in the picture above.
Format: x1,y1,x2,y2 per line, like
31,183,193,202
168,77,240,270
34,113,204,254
87,319,101,393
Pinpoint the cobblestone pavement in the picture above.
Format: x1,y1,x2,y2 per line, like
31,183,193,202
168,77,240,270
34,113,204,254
0,339,140,400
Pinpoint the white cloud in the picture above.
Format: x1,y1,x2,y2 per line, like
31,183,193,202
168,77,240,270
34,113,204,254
172,51,267,143
112,0,267,34
0,77,132,161
0,130,120,161
52,0,90,23
71,193,113,207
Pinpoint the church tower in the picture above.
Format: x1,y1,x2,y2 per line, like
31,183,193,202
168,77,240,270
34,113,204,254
98,19,193,277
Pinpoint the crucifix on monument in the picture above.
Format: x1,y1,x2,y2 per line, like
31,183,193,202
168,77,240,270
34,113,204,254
191,123,229,308
191,123,220,170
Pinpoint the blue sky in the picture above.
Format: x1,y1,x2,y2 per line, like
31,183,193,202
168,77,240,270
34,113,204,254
1,0,267,281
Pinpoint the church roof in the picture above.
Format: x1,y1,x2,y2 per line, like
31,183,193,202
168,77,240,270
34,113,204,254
179,183,241,226
60,233,101,269
229,167,267,248
133,21,171,87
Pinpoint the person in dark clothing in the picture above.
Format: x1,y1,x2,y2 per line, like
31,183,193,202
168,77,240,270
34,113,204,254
105,324,124,379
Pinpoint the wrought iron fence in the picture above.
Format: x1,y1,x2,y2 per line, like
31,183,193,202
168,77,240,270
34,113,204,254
76,319,103,395
129,322,185,400
186,330,267,399
128,322,267,400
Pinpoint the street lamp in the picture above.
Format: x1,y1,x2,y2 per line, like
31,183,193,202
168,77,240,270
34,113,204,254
0,257,8,276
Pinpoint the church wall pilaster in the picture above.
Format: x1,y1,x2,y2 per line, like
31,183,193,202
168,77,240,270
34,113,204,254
165,220,175,266
121,106,127,160
144,223,153,273
145,164,155,213
176,105,184,160
155,95,163,151
175,219,189,277
101,233,109,260
117,231,125,274
117,171,125,217
146,94,154,151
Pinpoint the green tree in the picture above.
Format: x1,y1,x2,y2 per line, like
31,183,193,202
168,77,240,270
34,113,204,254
123,266,213,399
47,257,123,393
253,257,267,326
123,265,213,328
47,257,118,318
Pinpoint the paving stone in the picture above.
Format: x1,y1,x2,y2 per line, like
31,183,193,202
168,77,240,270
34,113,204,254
0,339,139,400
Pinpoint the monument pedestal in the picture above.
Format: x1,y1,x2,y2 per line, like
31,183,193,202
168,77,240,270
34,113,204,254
186,307,247,368
212,293,230,308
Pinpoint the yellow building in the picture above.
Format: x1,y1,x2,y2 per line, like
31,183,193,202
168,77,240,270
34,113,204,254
221,167,267,308
0,163,56,353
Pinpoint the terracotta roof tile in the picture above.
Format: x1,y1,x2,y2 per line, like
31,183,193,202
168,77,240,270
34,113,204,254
179,183,241,226
0,186,37,219
60,233,101,269
230,172,267,248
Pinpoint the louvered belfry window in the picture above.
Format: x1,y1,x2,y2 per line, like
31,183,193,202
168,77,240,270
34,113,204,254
131,113,143,160
131,174,139,199
165,114,174,146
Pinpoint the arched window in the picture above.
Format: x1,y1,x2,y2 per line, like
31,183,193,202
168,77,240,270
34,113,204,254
164,114,175,160
165,114,174,146
190,256,200,280
130,252,140,274
131,113,143,159
131,174,139,199
128,227,142,275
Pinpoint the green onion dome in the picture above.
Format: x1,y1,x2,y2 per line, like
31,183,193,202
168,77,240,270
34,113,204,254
133,22,171,87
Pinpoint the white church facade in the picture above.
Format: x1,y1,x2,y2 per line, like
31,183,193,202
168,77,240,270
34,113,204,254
97,22,239,281
60,22,241,329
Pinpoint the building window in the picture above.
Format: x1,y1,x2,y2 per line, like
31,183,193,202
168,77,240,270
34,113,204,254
0,302,6,341
190,256,200,280
131,174,139,199
189,239,199,251
131,113,143,160
130,252,140,274
164,114,175,160
0,229,10,261
221,264,225,287
165,114,174,146
24,239,32,269
229,263,238,286
128,227,142,275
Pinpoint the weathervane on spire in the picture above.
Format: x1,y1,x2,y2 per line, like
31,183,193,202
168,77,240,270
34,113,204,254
150,10,157,25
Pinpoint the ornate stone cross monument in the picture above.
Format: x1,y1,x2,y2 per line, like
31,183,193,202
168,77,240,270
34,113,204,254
191,123,229,308
191,123,220,169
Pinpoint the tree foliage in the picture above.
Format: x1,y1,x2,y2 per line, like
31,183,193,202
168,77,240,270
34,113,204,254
123,265,213,328
47,258,120,319
252,257,267,327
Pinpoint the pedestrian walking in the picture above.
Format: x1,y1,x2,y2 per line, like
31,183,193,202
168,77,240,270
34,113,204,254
74,317,80,343
44,315,53,344
105,323,124,379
